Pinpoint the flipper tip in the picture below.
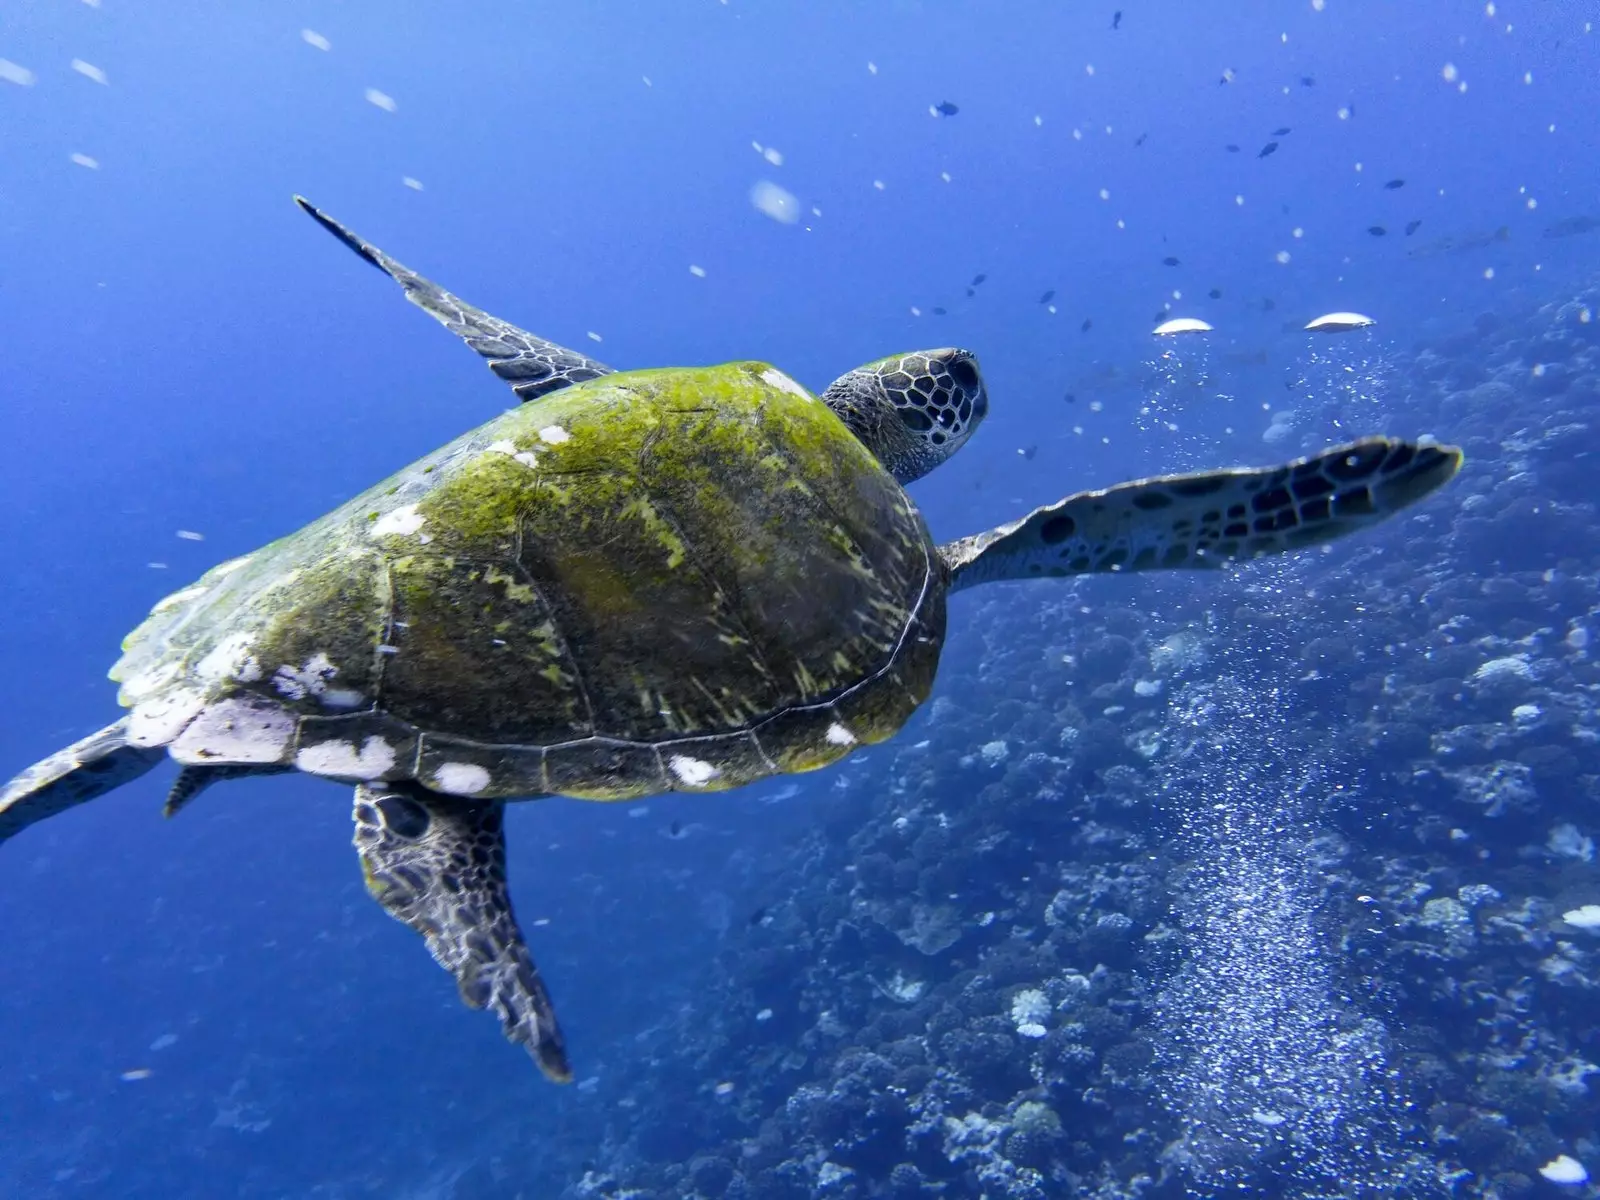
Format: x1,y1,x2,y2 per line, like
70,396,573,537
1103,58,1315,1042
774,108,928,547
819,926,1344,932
294,195,385,272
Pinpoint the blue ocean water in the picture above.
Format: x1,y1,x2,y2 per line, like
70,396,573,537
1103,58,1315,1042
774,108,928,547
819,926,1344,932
1,3,1597,1197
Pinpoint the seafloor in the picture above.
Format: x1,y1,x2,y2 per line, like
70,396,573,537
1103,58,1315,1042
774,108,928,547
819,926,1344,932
502,283,1600,1199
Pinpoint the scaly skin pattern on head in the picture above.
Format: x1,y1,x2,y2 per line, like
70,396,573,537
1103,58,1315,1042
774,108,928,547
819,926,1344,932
818,349,989,485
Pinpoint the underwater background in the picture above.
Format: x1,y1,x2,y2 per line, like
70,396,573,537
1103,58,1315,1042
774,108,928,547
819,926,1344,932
2,2,1598,1197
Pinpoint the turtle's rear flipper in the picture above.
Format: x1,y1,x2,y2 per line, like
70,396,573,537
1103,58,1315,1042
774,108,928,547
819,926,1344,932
294,196,613,403
941,437,1462,591
351,783,572,1083
1,718,166,845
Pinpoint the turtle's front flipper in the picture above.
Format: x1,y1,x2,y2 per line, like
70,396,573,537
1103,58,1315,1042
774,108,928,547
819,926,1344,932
295,196,612,403
942,437,1461,591
1,718,165,845
351,783,572,1082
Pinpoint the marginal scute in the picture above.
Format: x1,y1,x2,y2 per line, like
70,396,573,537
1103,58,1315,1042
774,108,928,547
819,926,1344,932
295,736,399,780
168,696,296,765
545,739,661,800
661,731,773,791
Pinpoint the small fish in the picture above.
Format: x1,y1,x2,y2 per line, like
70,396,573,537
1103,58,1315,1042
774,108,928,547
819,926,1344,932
1112,10,1122,29
1300,76,1316,87
1019,445,1038,460
1225,143,1240,153
970,273,987,286
933,100,959,117
1162,256,1180,266
1405,219,1422,236
1134,132,1147,147
1368,225,1387,237
1038,289,1055,304
1384,178,1405,189
1543,214,1600,239
1219,68,1236,85
1063,392,1077,404
932,306,947,316
1407,225,1510,258
669,820,683,838
1271,126,1291,136
965,287,975,297
1081,318,1093,332
1208,287,1222,299
1258,141,1279,158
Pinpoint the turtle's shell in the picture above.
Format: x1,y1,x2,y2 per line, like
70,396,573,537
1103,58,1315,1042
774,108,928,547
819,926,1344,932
112,363,946,800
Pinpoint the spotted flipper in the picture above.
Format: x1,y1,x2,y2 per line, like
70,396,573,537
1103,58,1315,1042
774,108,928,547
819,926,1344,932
0,718,165,845
295,196,612,403
351,783,571,1082
941,437,1461,591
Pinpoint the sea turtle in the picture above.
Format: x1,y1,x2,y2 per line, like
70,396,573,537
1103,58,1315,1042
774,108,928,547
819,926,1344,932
0,199,1462,1082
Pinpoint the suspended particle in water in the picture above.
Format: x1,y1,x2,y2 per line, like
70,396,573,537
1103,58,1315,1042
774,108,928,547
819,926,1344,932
749,180,799,223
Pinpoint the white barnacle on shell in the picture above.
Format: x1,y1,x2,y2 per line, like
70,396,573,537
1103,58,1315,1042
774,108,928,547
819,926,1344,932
370,504,425,539
118,660,183,702
825,722,857,746
195,631,262,684
433,761,491,795
759,367,813,401
272,652,337,701
538,425,571,445
296,736,396,780
669,755,721,787
487,438,539,470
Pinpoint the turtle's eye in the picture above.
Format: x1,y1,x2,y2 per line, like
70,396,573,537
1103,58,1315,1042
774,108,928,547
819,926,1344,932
949,356,980,391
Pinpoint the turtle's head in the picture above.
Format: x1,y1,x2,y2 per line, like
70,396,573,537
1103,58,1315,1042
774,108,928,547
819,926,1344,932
820,348,988,484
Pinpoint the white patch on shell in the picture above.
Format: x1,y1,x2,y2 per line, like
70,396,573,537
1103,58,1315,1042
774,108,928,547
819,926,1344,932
319,688,366,710
195,632,261,684
168,696,295,765
759,367,813,401
433,762,491,795
370,504,425,539
127,687,207,747
149,583,209,614
296,736,396,780
272,652,337,701
825,722,857,746
538,425,571,445
119,660,184,702
487,438,539,470
669,755,721,786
